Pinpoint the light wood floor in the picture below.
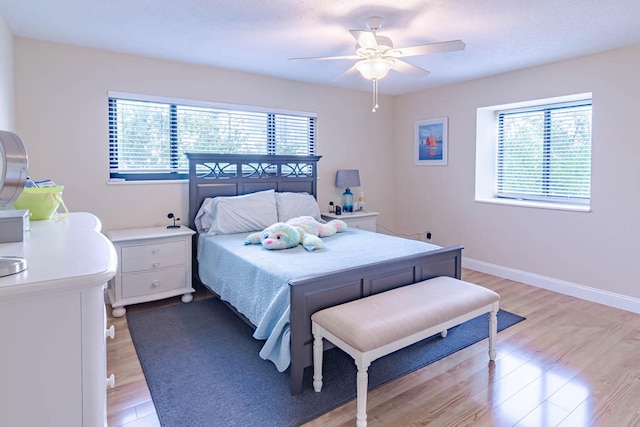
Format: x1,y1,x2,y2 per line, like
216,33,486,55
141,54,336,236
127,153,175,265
107,269,640,426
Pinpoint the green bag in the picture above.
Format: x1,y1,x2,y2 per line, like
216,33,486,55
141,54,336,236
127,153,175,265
14,185,68,220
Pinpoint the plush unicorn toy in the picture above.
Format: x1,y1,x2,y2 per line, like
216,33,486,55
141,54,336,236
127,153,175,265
286,216,347,237
244,216,348,251
245,222,323,251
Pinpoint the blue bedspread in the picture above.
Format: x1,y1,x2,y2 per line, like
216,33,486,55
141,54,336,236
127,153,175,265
197,228,440,371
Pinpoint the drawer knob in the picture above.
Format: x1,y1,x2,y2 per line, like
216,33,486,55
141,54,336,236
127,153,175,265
152,262,160,268
152,249,159,254
152,280,160,288
105,325,115,340
106,374,115,389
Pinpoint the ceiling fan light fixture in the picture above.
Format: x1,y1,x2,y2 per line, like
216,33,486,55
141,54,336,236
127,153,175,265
288,16,465,112
355,57,394,80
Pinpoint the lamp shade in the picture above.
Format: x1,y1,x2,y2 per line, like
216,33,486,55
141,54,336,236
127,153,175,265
355,58,394,80
335,169,361,188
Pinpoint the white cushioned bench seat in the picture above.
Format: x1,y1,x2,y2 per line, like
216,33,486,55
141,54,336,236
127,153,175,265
311,276,500,427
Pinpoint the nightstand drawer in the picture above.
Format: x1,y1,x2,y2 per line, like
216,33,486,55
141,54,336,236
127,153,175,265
322,211,378,233
347,217,376,231
121,253,184,273
121,266,186,298
121,240,185,259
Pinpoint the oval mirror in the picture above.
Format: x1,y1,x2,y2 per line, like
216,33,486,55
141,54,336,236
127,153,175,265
0,130,29,277
0,130,28,208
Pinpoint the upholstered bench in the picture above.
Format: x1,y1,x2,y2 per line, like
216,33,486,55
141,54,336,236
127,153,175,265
311,276,500,427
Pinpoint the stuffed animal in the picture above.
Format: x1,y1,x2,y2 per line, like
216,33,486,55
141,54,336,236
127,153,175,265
244,216,347,251
244,222,324,251
285,216,348,237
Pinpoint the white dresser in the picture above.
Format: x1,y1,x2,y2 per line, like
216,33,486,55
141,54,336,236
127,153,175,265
107,225,195,317
0,212,117,427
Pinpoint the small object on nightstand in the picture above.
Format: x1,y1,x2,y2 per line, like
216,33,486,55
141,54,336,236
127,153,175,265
335,206,342,215
357,192,366,211
167,212,180,229
329,201,335,213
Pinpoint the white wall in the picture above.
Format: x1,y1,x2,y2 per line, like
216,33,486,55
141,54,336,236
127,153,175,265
0,11,14,131
13,38,395,232
13,34,640,306
394,44,640,300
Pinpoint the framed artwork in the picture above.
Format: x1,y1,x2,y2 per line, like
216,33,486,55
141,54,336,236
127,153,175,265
414,117,448,165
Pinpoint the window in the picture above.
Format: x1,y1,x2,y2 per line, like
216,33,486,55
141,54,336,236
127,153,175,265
108,92,316,181
496,100,592,206
475,94,593,211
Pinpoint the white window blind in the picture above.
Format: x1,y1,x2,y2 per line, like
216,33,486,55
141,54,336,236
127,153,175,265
496,100,592,205
108,93,316,181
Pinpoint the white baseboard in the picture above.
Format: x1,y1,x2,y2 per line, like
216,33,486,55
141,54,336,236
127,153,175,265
463,257,640,315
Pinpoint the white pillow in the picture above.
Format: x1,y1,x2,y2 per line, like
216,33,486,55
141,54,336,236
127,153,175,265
194,189,277,234
194,197,216,234
275,192,321,222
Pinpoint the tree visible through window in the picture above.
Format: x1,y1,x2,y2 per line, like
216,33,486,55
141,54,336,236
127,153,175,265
108,93,316,181
496,100,592,206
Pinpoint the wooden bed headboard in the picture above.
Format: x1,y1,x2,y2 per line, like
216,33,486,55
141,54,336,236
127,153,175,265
186,153,322,230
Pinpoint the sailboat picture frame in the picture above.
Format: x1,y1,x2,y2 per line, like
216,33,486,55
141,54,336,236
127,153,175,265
414,117,448,166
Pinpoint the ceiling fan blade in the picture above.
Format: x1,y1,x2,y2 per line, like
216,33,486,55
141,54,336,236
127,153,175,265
349,30,378,50
289,54,360,61
392,59,430,78
396,40,465,57
332,64,359,82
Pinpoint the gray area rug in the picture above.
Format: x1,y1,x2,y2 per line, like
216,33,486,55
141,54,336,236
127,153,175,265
127,297,524,427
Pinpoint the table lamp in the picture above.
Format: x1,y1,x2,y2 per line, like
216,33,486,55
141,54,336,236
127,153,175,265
335,169,360,213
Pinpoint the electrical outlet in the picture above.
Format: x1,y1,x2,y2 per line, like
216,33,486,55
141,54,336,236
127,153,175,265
426,232,432,242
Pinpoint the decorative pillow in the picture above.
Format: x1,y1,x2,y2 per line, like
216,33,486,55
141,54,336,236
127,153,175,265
194,189,278,235
275,192,321,222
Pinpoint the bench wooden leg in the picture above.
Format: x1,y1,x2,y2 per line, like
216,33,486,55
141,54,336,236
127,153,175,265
488,308,498,360
313,333,323,392
355,359,370,427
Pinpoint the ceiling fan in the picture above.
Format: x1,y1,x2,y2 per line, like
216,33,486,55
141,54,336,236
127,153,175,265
289,16,465,111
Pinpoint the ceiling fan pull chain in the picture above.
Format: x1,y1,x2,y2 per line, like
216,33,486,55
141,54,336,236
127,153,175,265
372,79,379,113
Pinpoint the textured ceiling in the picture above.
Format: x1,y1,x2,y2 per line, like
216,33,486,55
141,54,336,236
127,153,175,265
1,0,640,95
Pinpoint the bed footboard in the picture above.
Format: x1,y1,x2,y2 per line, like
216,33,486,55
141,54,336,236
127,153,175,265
287,245,463,395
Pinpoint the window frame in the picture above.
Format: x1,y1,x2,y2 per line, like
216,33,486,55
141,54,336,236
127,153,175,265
475,93,593,212
108,91,317,182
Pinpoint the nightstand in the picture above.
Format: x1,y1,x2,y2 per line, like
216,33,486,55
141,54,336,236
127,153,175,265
321,211,379,232
107,225,196,317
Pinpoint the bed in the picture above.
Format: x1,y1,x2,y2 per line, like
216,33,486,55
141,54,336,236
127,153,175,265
187,153,463,395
